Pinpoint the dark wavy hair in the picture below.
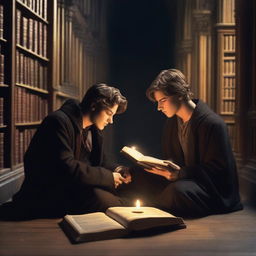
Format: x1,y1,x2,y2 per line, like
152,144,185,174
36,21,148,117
80,83,127,115
146,69,193,102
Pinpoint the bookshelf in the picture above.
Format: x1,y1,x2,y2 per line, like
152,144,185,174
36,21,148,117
0,0,11,173
0,0,110,203
14,0,50,170
216,0,236,149
0,0,51,202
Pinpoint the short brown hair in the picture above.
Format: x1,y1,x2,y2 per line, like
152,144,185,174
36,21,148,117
80,83,127,114
146,69,193,102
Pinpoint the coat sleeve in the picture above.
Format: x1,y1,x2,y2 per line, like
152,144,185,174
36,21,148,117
179,121,236,197
41,115,115,190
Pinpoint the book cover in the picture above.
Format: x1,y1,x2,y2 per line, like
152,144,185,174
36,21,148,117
60,207,185,243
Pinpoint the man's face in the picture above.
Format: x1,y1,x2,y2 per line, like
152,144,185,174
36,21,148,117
154,90,181,118
93,104,118,130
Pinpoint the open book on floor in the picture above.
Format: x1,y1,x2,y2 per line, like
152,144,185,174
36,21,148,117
59,206,186,243
120,146,181,171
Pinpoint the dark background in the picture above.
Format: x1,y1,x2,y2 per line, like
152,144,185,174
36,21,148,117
105,0,177,163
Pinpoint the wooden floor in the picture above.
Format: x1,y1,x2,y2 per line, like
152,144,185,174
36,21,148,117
0,206,255,256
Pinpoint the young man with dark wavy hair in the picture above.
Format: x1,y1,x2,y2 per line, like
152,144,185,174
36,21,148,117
139,68,242,217
1,83,130,219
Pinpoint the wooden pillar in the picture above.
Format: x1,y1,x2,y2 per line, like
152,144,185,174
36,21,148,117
191,1,214,107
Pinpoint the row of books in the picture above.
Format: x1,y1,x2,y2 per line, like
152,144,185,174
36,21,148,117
16,51,48,90
0,52,4,84
223,87,235,99
0,5,3,39
18,0,47,20
0,97,3,126
223,60,235,75
14,128,36,165
221,100,235,114
16,9,48,58
224,34,235,51
0,132,4,169
15,86,48,123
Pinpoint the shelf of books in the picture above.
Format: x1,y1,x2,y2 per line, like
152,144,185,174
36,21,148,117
14,0,49,169
0,0,50,186
215,0,236,150
217,29,236,149
0,0,9,173
0,0,109,203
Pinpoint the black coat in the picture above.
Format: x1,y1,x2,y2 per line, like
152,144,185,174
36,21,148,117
162,100,242,213
13,99,117,212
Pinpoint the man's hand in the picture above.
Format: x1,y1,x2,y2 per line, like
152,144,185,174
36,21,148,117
113,172,126,188
114,166,132,184
144,167,179,181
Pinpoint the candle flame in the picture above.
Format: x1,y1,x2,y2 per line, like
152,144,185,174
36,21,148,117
131,146,136,150
135,199,141,209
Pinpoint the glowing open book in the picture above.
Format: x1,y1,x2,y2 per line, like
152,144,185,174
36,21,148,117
59,206,185,243
120,146,180,171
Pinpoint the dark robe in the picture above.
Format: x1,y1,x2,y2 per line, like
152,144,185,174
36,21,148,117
161,99,243,215
2,99,122,218
123,99,242,218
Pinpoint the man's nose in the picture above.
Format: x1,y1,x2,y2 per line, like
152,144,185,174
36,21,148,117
157,103,162,111
108,116,113,124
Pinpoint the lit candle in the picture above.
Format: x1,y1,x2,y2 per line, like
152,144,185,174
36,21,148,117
132,199,144,213
131,146,136,150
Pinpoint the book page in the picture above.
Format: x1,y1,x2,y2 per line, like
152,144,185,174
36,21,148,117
121,146,180,170
61,212,128,242
106,207,184,231
64,212,125,234
121,146,144,161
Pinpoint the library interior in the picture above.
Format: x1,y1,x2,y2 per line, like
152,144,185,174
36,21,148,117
0,0,255,255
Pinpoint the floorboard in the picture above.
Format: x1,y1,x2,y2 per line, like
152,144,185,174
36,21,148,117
0,206,255,256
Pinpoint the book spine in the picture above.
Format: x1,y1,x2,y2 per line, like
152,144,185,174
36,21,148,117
0,132,4,168
35,59,38,87
0,53,4,84
16,51,20,84
43,24,47,57
36,0,40,16
14,129,19,165
0,5,3,39
28,18,33,51
40,0,43,18
0,97,3,126
19,129,23,163
31,58,34,87
22,88,26,122
16,9,21,45
39,22,43,56
22,16,28,49
43,66,47,90
34,20,38,54
27,0,32,9
44,0,47,20
20,53,24,84
24,54,27,85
